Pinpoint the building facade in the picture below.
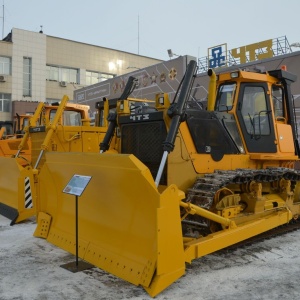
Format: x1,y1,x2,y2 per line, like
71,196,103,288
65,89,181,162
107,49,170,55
75,51,300,135
74,55,196,114
0,28,161,121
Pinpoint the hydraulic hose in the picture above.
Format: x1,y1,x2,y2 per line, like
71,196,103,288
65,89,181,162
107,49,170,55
155,60,197,186
99,76,137,153
162,60,197,153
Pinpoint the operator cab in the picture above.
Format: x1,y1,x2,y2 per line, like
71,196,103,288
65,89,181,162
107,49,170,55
214,68,298,158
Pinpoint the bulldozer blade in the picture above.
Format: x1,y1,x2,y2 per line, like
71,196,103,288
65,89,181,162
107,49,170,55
35,152,186,297
0,157,36,225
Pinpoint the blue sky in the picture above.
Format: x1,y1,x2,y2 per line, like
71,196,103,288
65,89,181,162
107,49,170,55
3,0,300,60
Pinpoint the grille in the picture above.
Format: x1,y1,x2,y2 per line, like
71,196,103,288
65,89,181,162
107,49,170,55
121,121,167,184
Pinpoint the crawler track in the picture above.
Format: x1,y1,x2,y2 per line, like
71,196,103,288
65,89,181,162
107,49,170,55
182,167,300,237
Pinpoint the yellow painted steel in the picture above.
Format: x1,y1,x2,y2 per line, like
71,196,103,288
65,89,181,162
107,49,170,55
207,69,217,111
35,152,185,297
183,209,292,263
0,127,5,139
16,102,45,155
178,122,256,173
39,95,69,152
276,123,295,154
0,157,37,224
180,201,237,228
0,103,45,166
34,211,51,238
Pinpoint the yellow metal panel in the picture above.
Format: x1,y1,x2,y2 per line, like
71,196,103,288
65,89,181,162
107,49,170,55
47,226,90,258
177,123,255,174
276,123,295,153
191,153,255,173
156,185,185,275
184,209,292,263
168,135,198,192
37,152,189,297
34,211,51,238
16,166,37,223
144,184,186,297
0,157,36,224
0,157,22,208
84,242,152,286
38,152,159,287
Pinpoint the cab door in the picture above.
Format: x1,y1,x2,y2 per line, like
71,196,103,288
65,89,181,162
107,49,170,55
236,83,277,153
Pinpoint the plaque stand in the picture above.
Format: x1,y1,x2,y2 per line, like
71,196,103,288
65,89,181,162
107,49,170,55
61,175,94,273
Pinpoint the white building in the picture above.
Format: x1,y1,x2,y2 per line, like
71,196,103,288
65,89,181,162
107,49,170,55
0,28,161,121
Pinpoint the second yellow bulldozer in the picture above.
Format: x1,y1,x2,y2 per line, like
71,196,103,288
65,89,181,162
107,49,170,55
0,95,107,224
31,59,300,297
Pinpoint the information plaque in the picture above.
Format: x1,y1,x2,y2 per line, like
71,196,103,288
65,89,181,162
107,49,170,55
63,174,92,196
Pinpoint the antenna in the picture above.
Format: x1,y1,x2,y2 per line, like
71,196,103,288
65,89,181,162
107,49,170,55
137,15,139,54
2,1,4,39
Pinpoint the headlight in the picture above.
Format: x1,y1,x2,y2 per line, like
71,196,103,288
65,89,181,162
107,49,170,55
230,72,239,78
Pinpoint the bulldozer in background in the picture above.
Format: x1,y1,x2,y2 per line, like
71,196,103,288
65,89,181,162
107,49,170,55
0,120,13,137
0,114,30,140
0,113,31,140
0,97,93,164
22,59,300,296
0,95,110,225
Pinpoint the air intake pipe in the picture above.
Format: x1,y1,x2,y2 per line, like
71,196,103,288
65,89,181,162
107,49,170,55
207,68,217,111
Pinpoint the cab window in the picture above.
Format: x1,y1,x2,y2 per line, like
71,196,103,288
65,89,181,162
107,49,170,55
49,110,82,125
50,110,56,123
241,86,270,136
64,111,82,126
215,83,236,111
272,85,284,119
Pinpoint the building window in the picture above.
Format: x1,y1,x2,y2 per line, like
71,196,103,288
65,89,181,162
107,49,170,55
46,65,78,83
86,71,114,85
62,68,78,83
46,66,59,81
0,56,11,75
23,57,32,97
0,93,11,112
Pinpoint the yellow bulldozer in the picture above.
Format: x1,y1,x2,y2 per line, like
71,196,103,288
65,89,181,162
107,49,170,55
0,114,33,157
0,95,110,225
0,97,93,164
25,59,300,296
0,114,31,140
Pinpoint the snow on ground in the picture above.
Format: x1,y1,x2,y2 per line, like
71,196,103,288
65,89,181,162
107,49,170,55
1,214,300,300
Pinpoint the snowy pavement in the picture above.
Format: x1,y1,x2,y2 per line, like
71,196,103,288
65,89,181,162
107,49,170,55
1,214,300,300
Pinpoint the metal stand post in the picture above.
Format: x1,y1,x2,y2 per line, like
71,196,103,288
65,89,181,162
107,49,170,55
60,195,93,273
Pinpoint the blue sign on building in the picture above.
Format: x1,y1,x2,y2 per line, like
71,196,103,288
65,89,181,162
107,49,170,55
208,44,227,68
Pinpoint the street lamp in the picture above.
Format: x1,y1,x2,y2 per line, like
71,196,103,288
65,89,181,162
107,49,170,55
167,49,180,58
